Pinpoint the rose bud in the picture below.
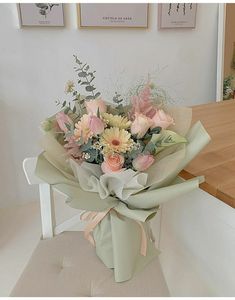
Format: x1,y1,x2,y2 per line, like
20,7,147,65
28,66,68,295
89,115,105,135
56,112,73,133
85,98,107,115
132,154,155,171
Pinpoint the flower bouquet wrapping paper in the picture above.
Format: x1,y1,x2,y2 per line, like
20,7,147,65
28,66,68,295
35,56,211,283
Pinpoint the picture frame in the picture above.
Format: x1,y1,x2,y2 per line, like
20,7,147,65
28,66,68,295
77,3,149,29
158,3,197,29
18,3,64,27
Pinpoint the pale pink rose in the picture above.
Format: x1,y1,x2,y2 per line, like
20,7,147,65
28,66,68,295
56,112,73,133
132,154,155,171
151,109,174,130
131,113,153,138
101,153,125,173
85,98,107,115
89,115,104,135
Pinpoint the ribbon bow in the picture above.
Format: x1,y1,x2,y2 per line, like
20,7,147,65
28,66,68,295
80,208,148,256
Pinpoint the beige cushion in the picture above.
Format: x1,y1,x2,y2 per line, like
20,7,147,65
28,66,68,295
11,232,169,297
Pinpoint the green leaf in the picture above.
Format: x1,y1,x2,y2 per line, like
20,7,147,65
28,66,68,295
86,95,95,100
85,85,96,92
144,142,156,154
72,106,76,113
64,107,70,114
62,100,66,107
150,127,162,134
80,139,92,152
151,130,187,154
65,122,71,131
81,81,89,85
78,71,87,77
94,92,101,98
97,107,100,118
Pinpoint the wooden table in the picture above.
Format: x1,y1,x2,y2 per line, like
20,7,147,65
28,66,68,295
180,99,235,208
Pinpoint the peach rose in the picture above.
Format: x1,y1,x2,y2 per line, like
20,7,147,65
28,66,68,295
151,109,174,130
56,112,73,133
85,98,107,115
101,153,125,173
132,154,155,171
131,113,153,138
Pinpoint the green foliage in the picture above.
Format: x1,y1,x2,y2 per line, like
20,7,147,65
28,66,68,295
223,75,234,100
150,130,187,154
73,55,101,101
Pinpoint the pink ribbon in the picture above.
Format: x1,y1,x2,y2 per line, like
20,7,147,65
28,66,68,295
80,209,148,256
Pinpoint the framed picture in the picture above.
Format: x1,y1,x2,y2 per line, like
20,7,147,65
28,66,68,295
18,3,64,27
158,3,197,29
78,3,148,28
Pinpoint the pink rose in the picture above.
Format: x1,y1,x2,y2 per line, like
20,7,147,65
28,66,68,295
89,115,104,135
151,109,174,130
85,98,107,115
101,153,125,173
132,154,155,171
56,112,73,133
131,113,153,138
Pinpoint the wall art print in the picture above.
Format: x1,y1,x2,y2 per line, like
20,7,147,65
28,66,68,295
78,3,148,28
158,3,197,29
18,3,64,27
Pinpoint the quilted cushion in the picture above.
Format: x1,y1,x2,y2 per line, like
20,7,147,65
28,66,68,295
11,232,169,297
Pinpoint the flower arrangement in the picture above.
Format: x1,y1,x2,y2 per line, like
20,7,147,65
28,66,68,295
36,55,211,283
42,55,188,175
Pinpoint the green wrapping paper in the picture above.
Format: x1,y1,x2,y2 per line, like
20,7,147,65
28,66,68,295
35,107,211,282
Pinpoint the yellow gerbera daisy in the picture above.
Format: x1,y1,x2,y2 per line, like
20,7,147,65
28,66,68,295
102,112,131,130
100,127,133,153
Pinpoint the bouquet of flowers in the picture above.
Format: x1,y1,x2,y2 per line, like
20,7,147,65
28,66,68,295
36,55,210,282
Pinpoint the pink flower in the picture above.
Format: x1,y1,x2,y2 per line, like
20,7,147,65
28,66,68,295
132,154,155,171
151,109,174,130
89,115,105,135
101,153,125,173
56,112,73,133
64,135,81,159
85,98,107,115
130,84,156,119
74,114,93,143
131,113,153,138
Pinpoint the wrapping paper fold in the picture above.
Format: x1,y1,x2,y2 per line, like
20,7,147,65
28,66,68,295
35,106,211,282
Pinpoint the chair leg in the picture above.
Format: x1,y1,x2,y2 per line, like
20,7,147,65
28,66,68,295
39,183,55,239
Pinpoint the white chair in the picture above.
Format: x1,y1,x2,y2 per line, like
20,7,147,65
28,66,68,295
10,157,170,297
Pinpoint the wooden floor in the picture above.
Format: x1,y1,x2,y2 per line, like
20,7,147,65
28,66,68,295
181,100,235,208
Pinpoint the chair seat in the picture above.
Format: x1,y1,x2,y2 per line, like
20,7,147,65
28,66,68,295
11,231,169,297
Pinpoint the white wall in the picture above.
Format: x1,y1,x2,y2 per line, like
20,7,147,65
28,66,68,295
0,3,219,208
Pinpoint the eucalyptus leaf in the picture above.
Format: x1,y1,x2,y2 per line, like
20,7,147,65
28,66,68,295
94,92,101,98
86,95,95,100
78,71,87,77
86,85,96,92
64,107,70,114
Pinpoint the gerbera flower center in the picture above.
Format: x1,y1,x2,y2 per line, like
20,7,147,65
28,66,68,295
112,139,120,146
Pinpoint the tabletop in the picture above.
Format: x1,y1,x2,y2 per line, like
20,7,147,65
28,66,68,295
180,99,235,208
